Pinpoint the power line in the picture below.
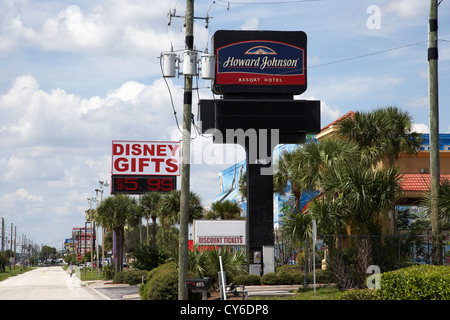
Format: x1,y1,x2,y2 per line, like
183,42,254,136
216,0,323,4
309,40,429,70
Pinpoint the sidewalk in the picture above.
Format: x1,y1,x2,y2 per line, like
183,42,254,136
245,284,299,297
84,280,140,300
84,280,330,300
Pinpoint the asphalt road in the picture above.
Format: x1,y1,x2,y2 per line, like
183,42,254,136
0,266,108,300
0,266,302,300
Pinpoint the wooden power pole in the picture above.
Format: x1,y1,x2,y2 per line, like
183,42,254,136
178,0,194,300
428,0,441,265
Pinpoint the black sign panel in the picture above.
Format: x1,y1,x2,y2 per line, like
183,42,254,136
200,99,320,134
111,175,176,194
212,30,307,95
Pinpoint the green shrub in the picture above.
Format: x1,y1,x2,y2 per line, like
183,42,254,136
315,269,335,284
139,262,201,300
132,245,168,271
339,288,380,300
113,270,148,285
276,265,304,284
139,262,178,300
277,271,296,284
379,265,450,300
147,268,179,300
103,264,115,280
338,265,450,300
113,271,125,284
233,274,261,286
276,264,303,274
261,272,279,285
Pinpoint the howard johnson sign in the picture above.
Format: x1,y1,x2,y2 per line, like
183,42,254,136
212,30,307,95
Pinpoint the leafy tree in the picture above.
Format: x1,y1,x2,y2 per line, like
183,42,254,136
315,162,402,234
338,106,421,167
132,245,167,271
422,179,450,263
96,194,140,272
274,137,359,213
158,190,203,226
139,192,163,248
188,246,247,288
0,252,7,272
338,106,422,234
203,200,243,220
422,179,450,229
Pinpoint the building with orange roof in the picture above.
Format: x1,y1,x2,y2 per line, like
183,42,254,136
317,111,450,235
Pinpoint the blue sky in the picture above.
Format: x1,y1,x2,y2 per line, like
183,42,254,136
0,0,449,247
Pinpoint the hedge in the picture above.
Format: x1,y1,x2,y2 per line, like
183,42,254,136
139,262,200,300
379,265,450,300
339,265,450,300
233,274,261,286
339,288,380,300
113,270,148,285
233,268,335,286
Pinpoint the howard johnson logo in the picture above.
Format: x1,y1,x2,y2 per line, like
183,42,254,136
217,40,305,85
245,46,276,55
222,45,300,70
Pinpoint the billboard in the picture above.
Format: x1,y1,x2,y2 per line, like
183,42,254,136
193,220,246,246
111,140,181,176
72,227,95,255
212,30,307,95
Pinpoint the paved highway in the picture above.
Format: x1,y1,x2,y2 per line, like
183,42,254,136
0,266,108,300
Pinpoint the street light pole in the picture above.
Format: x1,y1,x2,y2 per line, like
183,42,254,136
98,180,108,272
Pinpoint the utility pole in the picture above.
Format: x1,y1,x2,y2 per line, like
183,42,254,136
14,226,16,268
10,223,13,270
1,218,4,252
178,0,194,300
428,0,441,265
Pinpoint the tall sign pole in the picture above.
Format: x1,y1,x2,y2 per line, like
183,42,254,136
428,0,441,265
200,31,320,275
178,0,194,300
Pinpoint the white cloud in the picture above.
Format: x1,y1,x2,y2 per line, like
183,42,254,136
298,95,341,128
311,75,403,104
0,75,182,151
384,0,429,20
405,96,428,108
241,18,259,30
412,123,429,134
0,74,186,239
3,188,44,204
0,2,184,56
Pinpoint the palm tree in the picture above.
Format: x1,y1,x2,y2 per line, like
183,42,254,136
139,192,163,248
338,106,422,234
96,194,140,272
275,137,359,286
204,200,243,220
338,106,422,167
274,137,360,212
422,179,450,263
159,190,203,226
374,106,422,168
338,109,388,166
317,162,402,234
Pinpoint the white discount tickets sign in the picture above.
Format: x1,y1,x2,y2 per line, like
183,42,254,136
193,220,246,246
111,140,181,175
